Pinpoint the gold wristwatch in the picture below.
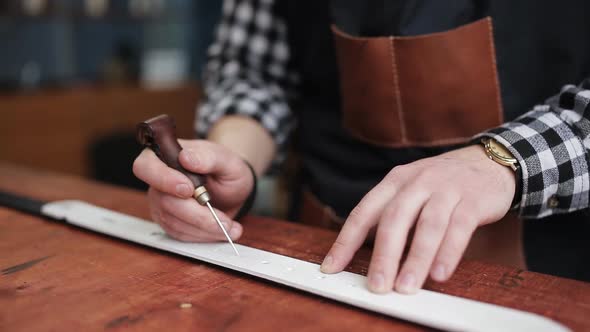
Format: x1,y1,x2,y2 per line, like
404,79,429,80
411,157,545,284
481,138,522,208
482,138,518,170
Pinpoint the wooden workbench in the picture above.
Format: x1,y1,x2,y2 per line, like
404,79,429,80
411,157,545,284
1,163,589,331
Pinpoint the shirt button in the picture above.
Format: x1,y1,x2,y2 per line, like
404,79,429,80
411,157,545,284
548,196,559,208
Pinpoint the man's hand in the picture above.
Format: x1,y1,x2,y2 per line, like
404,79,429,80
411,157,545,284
132,139,254,242
320,144,516,294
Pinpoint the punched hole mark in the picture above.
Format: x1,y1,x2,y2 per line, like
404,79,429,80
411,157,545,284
102,217,116,223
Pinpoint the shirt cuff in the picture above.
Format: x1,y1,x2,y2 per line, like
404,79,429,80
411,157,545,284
475,106,589,219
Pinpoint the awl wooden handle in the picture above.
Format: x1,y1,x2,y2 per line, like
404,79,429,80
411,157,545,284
136,114,206,189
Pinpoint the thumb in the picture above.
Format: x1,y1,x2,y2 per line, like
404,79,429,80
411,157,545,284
178,141,242,180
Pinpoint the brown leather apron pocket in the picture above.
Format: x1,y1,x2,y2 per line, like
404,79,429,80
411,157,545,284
332,17,503,147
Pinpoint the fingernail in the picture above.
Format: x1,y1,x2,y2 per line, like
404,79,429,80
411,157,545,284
229,224,242,238
175,184,192,197
320,255,333,272
397,273,416,294
183,149,198,167
369,273,385,292
432,264,447,281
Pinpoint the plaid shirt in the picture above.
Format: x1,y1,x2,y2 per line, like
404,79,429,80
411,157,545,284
197,0,590,219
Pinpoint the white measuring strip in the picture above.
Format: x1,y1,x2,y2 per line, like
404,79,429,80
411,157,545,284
41,200,569,332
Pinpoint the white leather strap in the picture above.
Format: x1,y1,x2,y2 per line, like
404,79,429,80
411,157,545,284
41,200,569,332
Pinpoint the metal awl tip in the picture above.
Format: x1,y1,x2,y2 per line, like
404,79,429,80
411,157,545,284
205,202,240,256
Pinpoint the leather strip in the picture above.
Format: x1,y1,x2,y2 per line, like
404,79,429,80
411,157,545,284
40,200,562,331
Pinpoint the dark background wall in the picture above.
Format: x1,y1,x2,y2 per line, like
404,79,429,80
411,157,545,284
0,0,222,90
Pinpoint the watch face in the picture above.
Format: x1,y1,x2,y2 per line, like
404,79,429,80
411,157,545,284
488,139,517,162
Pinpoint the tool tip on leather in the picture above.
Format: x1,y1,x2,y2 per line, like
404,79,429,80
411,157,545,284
205,202,240,256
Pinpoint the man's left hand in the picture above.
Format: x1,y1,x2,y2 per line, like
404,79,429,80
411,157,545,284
320,144,516,294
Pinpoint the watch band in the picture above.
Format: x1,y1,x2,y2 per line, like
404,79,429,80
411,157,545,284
478,138,523,210
511,163,523,210
235,160,258,220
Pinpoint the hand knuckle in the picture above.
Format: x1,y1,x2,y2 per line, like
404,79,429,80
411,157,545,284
371,252,393,265
393,164,410,174
406,248,431,264
418,214,446,234
147,187,157,200
161,218,185,237
159,223,175,236
452,209,476,229
346,206,367,227
148,187,166,201
385,165,408,182
158,212,169,226
379,205,403,228
443,241,465,259
331,238,349,251
176,235,193,243
160,172,178,192
149,207,161,223
377,219,403,240
132,156,144,177
159,195,180,214
469,199,488,212
170,231,190,242
412,170,434,185
379,227,399,243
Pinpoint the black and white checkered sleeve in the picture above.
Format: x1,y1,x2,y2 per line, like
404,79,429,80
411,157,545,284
477,79,590,219
195,0,299,168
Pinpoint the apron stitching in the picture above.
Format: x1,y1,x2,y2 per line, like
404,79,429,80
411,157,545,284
486,17,504,124
389,36,407,143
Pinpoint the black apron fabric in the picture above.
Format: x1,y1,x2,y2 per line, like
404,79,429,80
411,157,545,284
278,0,590,281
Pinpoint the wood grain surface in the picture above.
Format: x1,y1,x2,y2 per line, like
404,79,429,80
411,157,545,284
1,163,589,331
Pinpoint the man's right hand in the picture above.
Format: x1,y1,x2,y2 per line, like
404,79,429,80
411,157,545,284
132,139,254,242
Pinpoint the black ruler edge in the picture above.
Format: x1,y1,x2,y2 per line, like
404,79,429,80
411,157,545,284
0,190,48,218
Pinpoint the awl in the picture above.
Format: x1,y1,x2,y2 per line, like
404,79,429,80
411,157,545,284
137,114,240,256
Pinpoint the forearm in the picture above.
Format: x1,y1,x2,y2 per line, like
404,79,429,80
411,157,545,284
207,115,276,176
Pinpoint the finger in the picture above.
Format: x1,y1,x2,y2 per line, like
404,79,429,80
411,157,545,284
159,210,242,242
321,174,402,274
151,191,243,242
155,188,242,236
367,188,430,293
133,149,194,198
178,140,243,181
159,222,216,242
395,192,459,294
148,187,208,241
430,199,478,282
149,197,218,242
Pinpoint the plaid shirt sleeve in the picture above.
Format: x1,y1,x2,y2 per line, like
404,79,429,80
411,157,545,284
477,79,590,219
195,0,299,168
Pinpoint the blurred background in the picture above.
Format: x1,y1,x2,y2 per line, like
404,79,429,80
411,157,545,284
0,0,220,90
0,0,287,217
